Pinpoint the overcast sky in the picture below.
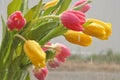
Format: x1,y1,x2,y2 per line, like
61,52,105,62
0,0,120,54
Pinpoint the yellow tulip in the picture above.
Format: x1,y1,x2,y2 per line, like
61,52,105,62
64,30,92,46
43,0,59,10
24,40,46,68
83,18,112,40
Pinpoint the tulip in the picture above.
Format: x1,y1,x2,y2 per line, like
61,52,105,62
48,58,61,68
33,67,48,80
24,40,46,68
53,43,71,62
43,0,59,10
64,30,92,46
42,42,52,51
60,10,86,31
74,0,91,13
83,18,112,40
7,11,26,31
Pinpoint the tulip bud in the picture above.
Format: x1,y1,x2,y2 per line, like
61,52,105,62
7,11,26,31
42,42,52,52
60,10,86,31
64,30,92,46
24,40,46,68
33,67,48,80
83,18,112,40
53,43,71,62
74,0,91,13
43,0,59,10
48,58,61,68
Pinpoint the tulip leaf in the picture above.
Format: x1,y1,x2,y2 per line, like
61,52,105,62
27,21,58,40
7,0,23,16
21,0,29,15
24,6,37,22
56,0,72,14
1,16,7,40
24,0,42,22
39,25,67,45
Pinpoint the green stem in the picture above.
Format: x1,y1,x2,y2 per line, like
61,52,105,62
40,15,60,20
14,34,27,42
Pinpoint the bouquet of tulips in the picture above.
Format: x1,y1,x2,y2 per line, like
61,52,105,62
0,0,112,80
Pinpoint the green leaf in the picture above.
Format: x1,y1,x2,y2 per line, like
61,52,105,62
7,0,23,16
24,0,43,22
1,16,7,40
27,21,58,40
39,25,66,45
24,6,37,22
21,0,29,15
25,73,30,80
56,0,72,15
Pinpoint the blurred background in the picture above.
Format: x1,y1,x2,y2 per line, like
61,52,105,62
0,0,120,80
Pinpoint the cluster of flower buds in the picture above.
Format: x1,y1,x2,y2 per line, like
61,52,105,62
43,43,71,68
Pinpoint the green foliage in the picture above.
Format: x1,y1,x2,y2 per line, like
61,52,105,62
56,0,72,14
7,0,23,16
24,0,43,22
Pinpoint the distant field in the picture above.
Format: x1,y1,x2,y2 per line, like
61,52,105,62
46,70,120,80
46,61,120,80
52,61,120,72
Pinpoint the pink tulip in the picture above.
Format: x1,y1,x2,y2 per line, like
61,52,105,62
74,0,91,13
42,42,52,51
33,67,48,80
48,58,61,68
54,43,71,62
61,10,86,31
7,11,26,31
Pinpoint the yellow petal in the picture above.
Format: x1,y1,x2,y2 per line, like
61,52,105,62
43,0,59,10
64,30,92,46
85,18,112,40
24,40,46,68
83,23,106,39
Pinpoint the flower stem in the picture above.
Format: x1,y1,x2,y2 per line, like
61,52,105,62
14,34,27,42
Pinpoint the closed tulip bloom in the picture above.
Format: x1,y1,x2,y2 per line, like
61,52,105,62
42,42,52,51
33,67,48,80
74,0,91,13
24,40,46,68
48,58,61,68
44,0,59,10
60,10,86,31
53,43,71,62
64,30,92,46
83,18,112,40
7,11,26,31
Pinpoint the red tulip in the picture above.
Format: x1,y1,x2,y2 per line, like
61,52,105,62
7,11,26,31
74,0,91,13
61,10,86,31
